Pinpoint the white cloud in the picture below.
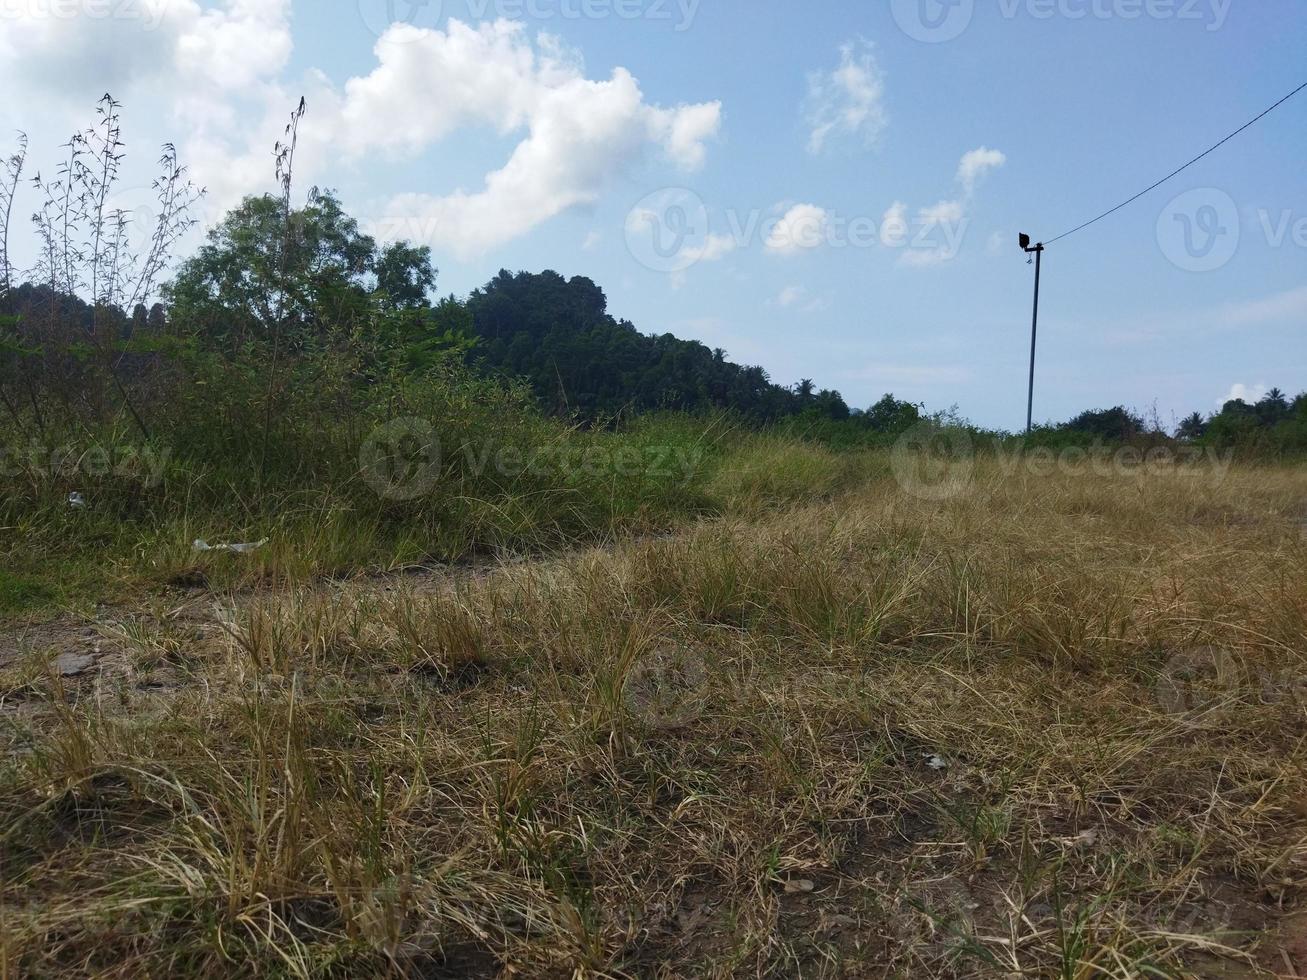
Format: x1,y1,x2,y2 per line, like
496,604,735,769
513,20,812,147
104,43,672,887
888,147,1004,268
665,233,735,289
1220,285,1307,327
582,230,602,251
0,0,295,268
957,147,1006,196
899,247,951,269
772,285,829,313
650,100,723,170
879,202,910,248
328,21,722,257
895,199,969,267
681,232,737,265
0,12,721,261
805,40,887,154
178,0,294,94
0,0,292,112
918,199,966,225
1096,286,1307,347
1221,383,1268,408
766,204,830,255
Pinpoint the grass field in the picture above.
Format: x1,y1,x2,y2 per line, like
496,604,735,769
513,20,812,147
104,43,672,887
1,451,1305,977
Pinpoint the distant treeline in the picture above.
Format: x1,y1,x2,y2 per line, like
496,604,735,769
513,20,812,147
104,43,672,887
1023,396,1307,455
3,185,1301,455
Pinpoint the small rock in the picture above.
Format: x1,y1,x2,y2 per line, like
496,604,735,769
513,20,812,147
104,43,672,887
822,913,858,933
55,652,99,677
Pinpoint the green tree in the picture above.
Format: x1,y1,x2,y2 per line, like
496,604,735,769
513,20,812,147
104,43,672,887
1256,387,1290,427
166,189,432,349
1060,406,1145,442
1176,412,1207,441
375,241,436,311
863,394,921,433
1204,399,1262,449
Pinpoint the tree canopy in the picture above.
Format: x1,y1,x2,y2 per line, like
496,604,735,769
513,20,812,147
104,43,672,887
464,269,849,422
166,189,436,348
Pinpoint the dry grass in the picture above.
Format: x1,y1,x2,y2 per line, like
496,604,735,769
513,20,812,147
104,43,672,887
1,458,1305,977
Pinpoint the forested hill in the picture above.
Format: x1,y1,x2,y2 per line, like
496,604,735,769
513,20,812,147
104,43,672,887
465,270,851,421
153,190,848,423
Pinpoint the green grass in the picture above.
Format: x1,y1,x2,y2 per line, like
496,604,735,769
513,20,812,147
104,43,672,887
2,367,907,614
0,569,56,616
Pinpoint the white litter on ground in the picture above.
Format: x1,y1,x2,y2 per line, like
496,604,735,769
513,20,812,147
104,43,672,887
193,538,269,555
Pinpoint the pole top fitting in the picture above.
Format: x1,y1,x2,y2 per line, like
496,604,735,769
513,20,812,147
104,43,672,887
1019,233,1044,253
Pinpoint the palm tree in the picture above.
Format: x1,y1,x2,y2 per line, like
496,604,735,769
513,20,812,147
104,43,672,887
1177,412,1206,441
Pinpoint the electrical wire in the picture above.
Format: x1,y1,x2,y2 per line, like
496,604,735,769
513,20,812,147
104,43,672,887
1044,80,1307,246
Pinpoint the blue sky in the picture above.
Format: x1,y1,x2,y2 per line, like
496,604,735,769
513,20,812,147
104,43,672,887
2,0,1304,429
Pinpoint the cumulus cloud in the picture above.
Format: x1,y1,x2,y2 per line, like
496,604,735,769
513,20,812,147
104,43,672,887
766,204,831,255
0,10,722,260
622,197,734,273
891,147,1005,268
0,0,292,108
658,230,737,290
651,101,723,170
330,21,722,257
681,233,737,264
1221,383,1268,408
805,40,887,154
956,147,1006,195
918,199,966,225
879,202,909,247
0,0,297,268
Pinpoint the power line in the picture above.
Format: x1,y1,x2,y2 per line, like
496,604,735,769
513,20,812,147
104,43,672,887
1045,79,1307,246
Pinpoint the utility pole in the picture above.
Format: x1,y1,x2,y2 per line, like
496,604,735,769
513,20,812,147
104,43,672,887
1019,234,1044,435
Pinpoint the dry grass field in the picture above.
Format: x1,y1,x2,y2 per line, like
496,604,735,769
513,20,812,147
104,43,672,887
2,456,1305,977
